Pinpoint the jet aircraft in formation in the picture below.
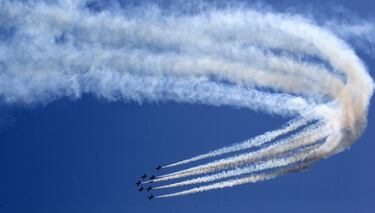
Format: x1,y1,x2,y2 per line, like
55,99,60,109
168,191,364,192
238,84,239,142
146,186,152,192
135,165,162,200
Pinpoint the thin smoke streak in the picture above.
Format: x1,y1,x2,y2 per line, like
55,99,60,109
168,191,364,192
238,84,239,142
155,122,328,182
156,160,316,198
163,116,313,168
155,143,323,189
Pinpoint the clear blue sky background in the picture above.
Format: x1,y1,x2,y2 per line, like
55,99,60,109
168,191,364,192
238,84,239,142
0,0,374,212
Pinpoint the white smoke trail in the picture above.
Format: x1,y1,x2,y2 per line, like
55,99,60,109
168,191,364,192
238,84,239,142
155,143,323,189
156,161,315,198
0,0,373,197
163,116,312,168
0,1,350,105
154,122,329,182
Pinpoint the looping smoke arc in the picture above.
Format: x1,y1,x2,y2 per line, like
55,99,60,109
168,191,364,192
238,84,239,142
0,1,373,198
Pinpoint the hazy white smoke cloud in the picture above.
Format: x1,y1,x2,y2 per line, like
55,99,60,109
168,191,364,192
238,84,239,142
0,0,373,198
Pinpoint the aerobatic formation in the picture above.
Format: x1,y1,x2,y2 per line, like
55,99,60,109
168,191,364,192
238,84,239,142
0,1,374,199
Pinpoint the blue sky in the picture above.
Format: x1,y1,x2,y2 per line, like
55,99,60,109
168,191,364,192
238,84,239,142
0,0,375,213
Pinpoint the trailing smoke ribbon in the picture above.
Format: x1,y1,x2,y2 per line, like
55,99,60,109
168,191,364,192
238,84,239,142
0,0,373,198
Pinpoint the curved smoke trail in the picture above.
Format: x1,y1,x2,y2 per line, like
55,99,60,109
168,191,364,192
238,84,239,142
154,122,328,182
0,0,373,198
154,143,322,190
162,116,313,168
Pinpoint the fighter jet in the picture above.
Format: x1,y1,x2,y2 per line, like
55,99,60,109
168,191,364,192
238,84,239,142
138,187,144,192
156,165,162,171
136,181,141,186
141,174,147,180
146,186,152,192
149,175,155,180
148,194,154,200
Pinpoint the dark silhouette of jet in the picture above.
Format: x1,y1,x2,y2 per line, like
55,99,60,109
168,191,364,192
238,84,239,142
150,175,155,180
138,187,144,192
148,194,154,200
146,186,152,192
136,181,141,186
141,174,147,180
156,165,162,171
